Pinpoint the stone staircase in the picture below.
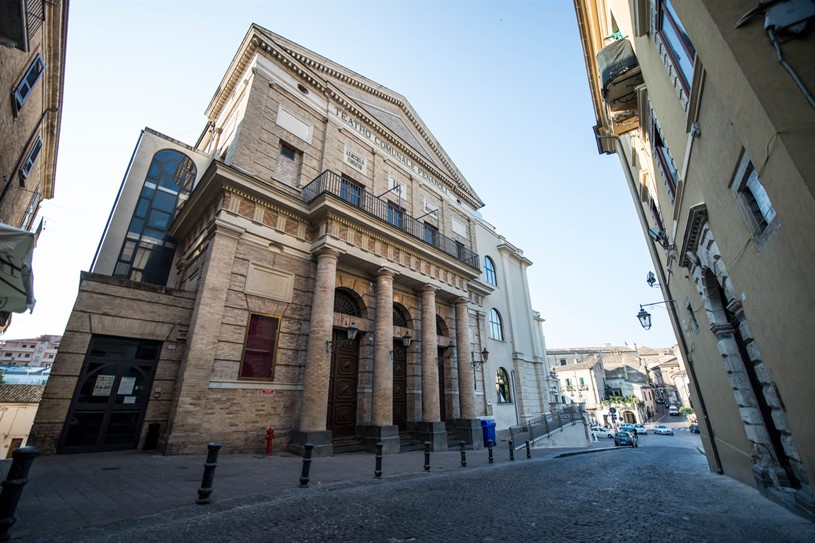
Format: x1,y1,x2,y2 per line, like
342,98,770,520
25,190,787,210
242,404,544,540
332,436,365,454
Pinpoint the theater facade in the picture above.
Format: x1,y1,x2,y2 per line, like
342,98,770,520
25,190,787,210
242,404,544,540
30,25,552,456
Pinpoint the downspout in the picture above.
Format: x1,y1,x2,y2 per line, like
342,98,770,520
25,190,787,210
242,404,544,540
601,133,723,474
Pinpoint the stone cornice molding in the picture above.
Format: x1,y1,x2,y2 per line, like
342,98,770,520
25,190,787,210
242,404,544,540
679,203,708,268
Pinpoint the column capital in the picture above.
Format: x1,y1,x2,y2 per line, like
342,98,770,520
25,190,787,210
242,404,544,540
314,247,342,261
422,284,437,295
376,267,396,279
455,296,469,307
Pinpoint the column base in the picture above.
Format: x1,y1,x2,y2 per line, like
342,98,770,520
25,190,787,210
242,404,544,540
360,425,400,454
287,430,333,457
409,421,447,451
447,418,484,450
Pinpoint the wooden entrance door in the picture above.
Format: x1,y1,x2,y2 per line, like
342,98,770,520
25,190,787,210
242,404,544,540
327,330,359,438
392,340,407,431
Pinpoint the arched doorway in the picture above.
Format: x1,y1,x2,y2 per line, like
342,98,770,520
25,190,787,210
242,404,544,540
436,315,451,422
327,289,362,438
392,304,411,431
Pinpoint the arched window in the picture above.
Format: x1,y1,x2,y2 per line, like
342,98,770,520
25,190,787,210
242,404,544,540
496,368,511,403
334,289,362,316
114,149,196,285
489,308,504,341
484,256,497,286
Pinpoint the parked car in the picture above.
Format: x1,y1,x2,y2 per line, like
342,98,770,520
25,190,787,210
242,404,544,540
668,406,680,416
633,424,648,435
592,428,615,439
689,424,700,434
614,431,637,447
619,423,635,432
653,425,674,435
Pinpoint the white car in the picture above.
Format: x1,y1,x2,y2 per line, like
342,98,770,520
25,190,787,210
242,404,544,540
653,425,674,435
592,428,614,439
633,424,648,435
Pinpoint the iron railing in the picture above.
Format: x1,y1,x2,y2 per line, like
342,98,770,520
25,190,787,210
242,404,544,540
302,170,480,270
506,405,585,447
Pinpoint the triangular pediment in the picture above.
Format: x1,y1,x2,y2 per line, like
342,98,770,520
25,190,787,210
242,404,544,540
209,24,484,209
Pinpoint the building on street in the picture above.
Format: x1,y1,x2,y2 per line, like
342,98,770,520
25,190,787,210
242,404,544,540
574,0,815,519
29,24,552,457
0,0,69,331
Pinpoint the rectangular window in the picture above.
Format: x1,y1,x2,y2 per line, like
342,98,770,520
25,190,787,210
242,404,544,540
387,204,402,228
423,223,438,245
21,186,41,230
21,137,43,179
652,119,678,203
14,54,45,113
239,314,280,380
730,151,779,249
657,0,696,91
280,144,296,161
340,176,363,206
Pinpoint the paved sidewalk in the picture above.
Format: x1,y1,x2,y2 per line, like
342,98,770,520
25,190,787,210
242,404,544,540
0,441,606,541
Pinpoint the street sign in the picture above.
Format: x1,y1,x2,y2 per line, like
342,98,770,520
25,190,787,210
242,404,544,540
609,407,616,414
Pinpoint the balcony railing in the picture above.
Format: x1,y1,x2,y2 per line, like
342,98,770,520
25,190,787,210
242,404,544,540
302,170,480,270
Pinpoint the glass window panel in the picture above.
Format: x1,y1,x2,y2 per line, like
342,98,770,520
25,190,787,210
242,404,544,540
63,411,104,447
661,11,694,86
141,229,165,246
114,262,131,277
147,210,171,229
120,240,137,261
746,170,776,224
135,198,149,218
127,217,144,236
152,190,177,212
240,315,279,379
103,412,141,445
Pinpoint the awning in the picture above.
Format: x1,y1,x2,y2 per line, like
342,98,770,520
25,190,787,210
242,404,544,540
0,222,36,314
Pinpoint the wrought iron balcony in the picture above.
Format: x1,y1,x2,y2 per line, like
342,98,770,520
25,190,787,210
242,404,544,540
302,170,480,270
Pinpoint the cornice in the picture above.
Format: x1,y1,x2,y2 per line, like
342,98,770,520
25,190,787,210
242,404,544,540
679,203,708,268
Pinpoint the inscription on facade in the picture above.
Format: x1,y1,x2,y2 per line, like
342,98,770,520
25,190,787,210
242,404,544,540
333,107,448,195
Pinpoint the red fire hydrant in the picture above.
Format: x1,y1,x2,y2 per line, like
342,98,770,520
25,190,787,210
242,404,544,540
265,428,274,456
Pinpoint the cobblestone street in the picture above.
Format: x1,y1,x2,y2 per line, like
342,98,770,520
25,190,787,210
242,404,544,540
25,432,815,543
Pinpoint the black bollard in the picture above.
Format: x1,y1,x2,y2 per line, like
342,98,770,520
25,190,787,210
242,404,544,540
487,440,494,464
424,441,431,471
299,443,314,487
509,440,515,461
196,442,223,505
375,442,383,479
525,440,531,459
459,441,467,468
0,446,37,541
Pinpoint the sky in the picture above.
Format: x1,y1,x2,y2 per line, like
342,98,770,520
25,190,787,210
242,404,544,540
6,0,678,349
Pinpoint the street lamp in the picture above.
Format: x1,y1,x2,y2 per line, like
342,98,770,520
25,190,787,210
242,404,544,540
471,348,489,369
636,300,675,330
326,322,359,352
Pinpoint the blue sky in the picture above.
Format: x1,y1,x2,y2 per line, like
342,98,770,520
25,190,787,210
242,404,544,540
7,0,678,348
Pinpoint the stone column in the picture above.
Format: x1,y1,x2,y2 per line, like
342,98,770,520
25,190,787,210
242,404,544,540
455,298,476,419
415,285,446,450
290,247,339,457
363,268,400,453
421,285,440,422
449,297,483,449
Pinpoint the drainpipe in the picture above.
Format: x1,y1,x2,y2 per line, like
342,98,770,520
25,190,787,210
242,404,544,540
510,369,520,426
599,133,723,474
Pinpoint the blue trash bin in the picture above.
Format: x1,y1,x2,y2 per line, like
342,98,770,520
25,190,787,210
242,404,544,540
480,419,496,447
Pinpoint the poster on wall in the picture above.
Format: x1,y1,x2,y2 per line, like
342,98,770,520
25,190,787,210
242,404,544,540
92,375,115,396
118,376,136,395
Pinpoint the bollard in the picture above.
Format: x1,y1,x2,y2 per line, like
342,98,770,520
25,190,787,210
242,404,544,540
509,440,515,461
487,440,494,464
375,442,383,479
265,428,274,456
0,446,37,542
459,441,467,468
424,441,431,471
299,443,314,487
196,442,223,505
525,440,531,459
